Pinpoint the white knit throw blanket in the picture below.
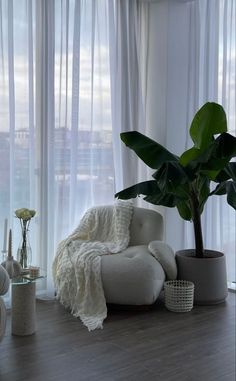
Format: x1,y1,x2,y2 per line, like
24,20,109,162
52,201,133,331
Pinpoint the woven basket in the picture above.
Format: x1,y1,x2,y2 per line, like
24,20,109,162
164,280,194,313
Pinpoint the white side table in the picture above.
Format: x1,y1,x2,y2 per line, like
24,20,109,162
11,273,45,336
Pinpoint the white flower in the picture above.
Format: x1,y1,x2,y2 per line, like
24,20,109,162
15,208,36,221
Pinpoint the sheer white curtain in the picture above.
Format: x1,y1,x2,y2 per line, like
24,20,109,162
53,0,113,236
181,0,236,282
0,0,37,262
108,0,149,194
0,0,114,295
154,0,235,282
114,0,235,282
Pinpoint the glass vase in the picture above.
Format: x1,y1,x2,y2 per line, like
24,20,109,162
17,231,32,269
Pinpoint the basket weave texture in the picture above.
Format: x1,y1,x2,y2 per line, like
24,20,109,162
164,280,194,312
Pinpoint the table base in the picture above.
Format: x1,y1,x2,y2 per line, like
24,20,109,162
12,282,36,336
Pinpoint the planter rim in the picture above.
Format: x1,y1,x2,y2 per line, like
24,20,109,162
176,249,224,260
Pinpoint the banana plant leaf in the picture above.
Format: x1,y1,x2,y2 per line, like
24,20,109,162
215,162,236,182
190,102,227,150
152,161,194,193
176,200,192,221
115,180,160,200
197,175,211,213
210,181,236,210
120,131,178,170
180,132,236,180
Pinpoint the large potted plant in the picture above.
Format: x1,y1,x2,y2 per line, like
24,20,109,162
115,102,236,304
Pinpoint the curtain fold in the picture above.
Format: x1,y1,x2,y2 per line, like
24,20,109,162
108,0,149,193
35,0,55,294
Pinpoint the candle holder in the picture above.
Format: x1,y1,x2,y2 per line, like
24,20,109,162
2,218,8,256
1,250,7,263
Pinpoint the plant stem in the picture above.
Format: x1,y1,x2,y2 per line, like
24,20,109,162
190,188,204,258
20,219,28,268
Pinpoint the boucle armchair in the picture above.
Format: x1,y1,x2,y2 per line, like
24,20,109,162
53,204,177,320
0,265,10,341
101,206,177,305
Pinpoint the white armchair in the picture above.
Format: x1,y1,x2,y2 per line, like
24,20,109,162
101,206,177,305
54,204,177,317
0,265,10,341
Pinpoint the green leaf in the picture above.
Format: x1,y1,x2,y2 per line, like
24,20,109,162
197,175,210,212
215,162,236,182
184,133,236,180
115,180,160,200
226,182,236,210
173,183,192,200
190,102,227,150
152,161,192,191
144,193,179,207
210,132,236,160
210,181,236,210
199,133,236,177
115,179,183,208
180,147,201,166
210,182,227,196
176,200,192,221
120,131,178,170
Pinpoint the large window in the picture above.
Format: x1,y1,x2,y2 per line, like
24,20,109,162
0,0,235,289
0,0,114,287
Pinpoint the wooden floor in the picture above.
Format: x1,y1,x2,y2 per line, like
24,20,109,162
0,292,235,381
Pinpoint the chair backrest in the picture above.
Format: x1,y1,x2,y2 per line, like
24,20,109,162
84,204,163,246
129,206,163,246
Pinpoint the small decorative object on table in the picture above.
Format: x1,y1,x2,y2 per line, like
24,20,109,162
29,266,40,278
164,280,194,313
15,208,36,269
1,218,8,262
1,229,22,279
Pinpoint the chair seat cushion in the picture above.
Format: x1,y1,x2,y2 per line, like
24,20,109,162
101,245,165,305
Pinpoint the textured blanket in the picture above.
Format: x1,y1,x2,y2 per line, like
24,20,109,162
52,201,133,331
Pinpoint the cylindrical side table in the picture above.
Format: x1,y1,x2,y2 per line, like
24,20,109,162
12,282,36,336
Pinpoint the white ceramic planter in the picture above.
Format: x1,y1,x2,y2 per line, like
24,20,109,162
175,250,228,305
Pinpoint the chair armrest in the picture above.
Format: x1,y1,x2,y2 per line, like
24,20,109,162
148,241,177,280
0,296,7,341
0,265,10,296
